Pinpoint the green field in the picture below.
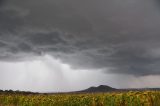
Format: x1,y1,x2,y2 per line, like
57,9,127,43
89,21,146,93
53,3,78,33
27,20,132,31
0,91,160,106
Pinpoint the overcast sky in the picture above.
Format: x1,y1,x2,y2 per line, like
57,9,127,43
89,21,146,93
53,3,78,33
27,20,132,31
0,0,160,92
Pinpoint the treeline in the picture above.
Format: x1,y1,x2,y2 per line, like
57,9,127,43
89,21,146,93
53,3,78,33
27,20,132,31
0,89,39,95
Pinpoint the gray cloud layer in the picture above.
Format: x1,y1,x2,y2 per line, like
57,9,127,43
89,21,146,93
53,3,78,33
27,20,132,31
0,0,160,76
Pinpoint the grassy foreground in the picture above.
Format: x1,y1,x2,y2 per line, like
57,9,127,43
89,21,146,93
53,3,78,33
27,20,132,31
0,91,160,106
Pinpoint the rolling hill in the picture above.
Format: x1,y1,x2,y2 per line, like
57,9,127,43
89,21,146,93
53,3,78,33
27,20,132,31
78,85,117,93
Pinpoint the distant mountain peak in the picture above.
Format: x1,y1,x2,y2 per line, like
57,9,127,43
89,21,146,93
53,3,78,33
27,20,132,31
98,85,112,88
79,85,116,93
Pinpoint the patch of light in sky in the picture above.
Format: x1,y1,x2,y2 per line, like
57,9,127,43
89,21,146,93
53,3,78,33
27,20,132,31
0,54,114,92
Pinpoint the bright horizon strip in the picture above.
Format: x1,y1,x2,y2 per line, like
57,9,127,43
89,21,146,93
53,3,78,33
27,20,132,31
0,54,115,92
0,54,160,92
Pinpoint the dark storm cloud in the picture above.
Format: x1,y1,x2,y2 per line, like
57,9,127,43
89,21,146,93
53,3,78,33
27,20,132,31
0,0,5,5
1,0,160,76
